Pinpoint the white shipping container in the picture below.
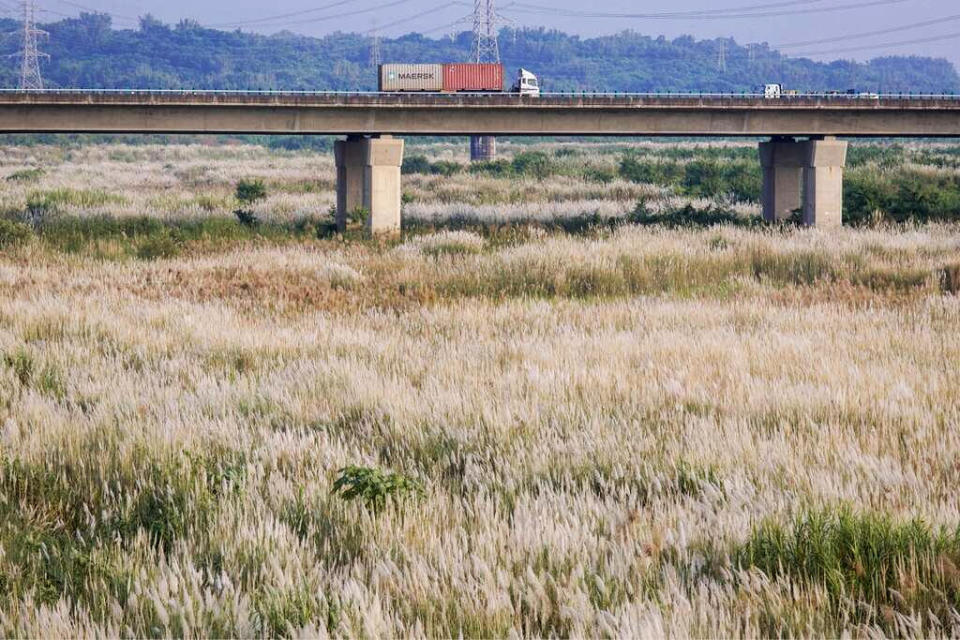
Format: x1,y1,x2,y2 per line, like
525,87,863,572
380,64,444,92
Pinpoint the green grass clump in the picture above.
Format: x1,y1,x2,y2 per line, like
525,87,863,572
6,168,44,182
735,508,960,631
28,188,125,210
31,214,326,259
0,438,247,610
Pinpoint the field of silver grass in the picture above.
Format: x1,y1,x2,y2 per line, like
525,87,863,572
0,142,958,637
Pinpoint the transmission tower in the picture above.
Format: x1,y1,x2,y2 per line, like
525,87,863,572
472,0,500,64
464,0,511,161
15,0,48,91
717,40,727,73
368,20,381,69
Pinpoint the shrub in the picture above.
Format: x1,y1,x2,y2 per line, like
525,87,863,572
618,155,683,185
332,465,424,513
136,232,182,260
402,155,432,175
430,160,463,177
512,151,553,180
469,159,514,178
235,179,267,205
0,218,33,248
584,167,616,184
234,209,259,227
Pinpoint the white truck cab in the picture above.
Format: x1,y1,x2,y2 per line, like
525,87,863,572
764,83,783,99
513,69,541,97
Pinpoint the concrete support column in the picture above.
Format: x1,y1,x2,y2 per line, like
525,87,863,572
803,137,848,229
362,136,405,235
335,135,405,234
334,135,365,232
470,135,497,161
759,137,805,222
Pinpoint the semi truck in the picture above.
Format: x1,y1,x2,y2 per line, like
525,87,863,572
379,64,541,96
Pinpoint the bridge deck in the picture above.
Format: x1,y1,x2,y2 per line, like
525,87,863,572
2,91,960,136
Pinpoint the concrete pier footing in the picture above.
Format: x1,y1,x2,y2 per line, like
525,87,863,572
335,135,405,234
759,137,848,228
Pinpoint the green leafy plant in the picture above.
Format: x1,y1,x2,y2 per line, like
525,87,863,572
332,465,424,513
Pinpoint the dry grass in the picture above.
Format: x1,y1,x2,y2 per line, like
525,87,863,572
0,142,958,637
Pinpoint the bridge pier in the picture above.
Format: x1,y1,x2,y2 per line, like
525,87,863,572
759,137,805,223
803,137,848,228
335,135,405,234
759,137,848,228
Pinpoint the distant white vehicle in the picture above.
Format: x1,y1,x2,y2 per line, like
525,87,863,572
764,83,783,99
513,68,541,97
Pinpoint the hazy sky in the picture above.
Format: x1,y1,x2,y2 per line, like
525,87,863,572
31,0,960,68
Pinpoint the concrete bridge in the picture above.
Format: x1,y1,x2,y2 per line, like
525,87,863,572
3,90,960,232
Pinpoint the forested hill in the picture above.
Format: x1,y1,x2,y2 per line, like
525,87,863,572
2,13,958,94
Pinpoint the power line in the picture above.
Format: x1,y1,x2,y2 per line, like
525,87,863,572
507,0,914,21
207,0,354,29
362,2,462,35
53,0,137,22
211,0,418,31
777,12,960,48
787,29,960,57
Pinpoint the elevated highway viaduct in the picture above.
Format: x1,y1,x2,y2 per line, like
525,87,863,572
3,91,960,232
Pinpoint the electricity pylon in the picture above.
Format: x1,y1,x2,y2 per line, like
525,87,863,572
15,0,48,91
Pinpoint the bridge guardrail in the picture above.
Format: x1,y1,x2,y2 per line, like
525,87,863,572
0,88,958,100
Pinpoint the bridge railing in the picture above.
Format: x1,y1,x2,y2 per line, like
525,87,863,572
0,88,958,101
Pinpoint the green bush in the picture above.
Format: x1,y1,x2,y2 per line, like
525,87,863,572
618,155,683,186
844,167,960,224
234,209,259,227
235,179,267,205
682,159,761,202
430,160,463,177
332,465,424,513
469,159,514,178
401,155,432,175
511,151,553,180
0,218,33,248
136,231,182,260
584,167,616,184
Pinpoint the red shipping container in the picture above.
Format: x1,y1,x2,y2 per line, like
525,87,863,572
443,64,504,92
